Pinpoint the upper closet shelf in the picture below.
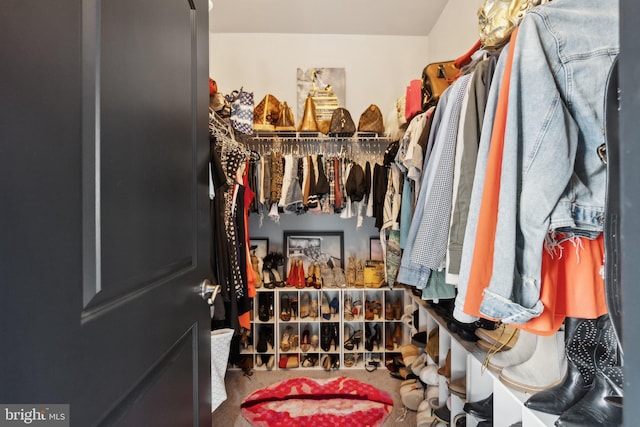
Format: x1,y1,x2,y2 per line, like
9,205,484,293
241,131,393,144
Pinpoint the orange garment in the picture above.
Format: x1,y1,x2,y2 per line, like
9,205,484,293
455,39,482,69
517,233,608,335
463,28,519,317
239,161,256,331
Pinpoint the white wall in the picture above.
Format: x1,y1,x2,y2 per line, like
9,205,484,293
210,33,429,120
428,0,485,62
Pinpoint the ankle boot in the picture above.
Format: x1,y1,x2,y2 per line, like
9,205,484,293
253,94,281,131
298,96,319,132
554,314,622,427
485,329,537,373
275,101,296,131
499,332,567,393
555,366,623,427
525,315,617,415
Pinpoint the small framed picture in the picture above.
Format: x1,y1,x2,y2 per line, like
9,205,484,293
249,238,269,260
370,237,383,261
283,231,344,279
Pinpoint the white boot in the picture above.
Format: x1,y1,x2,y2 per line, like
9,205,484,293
485,329,537,373
499,332,567,393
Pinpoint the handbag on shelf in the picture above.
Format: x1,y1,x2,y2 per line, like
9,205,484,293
227,87,254,135
309,69,339,135
358,104,385,135
328,107,356,137
405,79,423,122
421,61,459,110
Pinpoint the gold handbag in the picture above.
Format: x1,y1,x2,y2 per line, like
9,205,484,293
309,69,339,135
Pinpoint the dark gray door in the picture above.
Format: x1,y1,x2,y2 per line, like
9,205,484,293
0,0,211,426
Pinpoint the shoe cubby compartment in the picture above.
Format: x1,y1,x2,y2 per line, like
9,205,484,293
278,323,299,353
255,290,275,323
241,287,414,371
320,290,340,321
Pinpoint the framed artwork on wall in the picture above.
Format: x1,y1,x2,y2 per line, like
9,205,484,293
249,238,269,260
370,237,383,261
283,231,344,280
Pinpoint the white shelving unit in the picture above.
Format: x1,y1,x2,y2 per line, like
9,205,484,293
407,287,561,427
243,286,411,370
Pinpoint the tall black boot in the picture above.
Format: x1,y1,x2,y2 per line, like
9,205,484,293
525,316,604,414
554,315,622,427
554,366,623,427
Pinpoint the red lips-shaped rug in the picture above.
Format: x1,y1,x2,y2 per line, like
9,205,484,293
240,376,394,427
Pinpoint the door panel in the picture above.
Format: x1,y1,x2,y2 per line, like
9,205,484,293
0,0,211,425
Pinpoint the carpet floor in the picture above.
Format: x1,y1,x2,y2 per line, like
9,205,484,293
213,368,418,426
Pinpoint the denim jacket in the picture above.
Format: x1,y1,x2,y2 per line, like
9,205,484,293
478,0,619,323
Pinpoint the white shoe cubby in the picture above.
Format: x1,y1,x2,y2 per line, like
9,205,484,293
407,286,562,427
242,286,411,371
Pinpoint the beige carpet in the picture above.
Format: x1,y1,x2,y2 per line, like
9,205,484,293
213,368,418,426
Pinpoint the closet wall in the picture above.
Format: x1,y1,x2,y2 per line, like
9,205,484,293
209,0,484,255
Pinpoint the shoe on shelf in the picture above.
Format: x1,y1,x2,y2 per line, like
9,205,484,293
476,323,519,351
344,295,354,320
289,296,298,320
280,326,293,352
300,326,311,352
352,300,363,318
385,302,394,321
333,266,347,287
309,298,319,319
296,260,306,289
321,292,331,320
344,326,363,351
299,292,310,318
329,296,340,317
393,322,403,347
346,255,356,287
393,297,403,320
499,333,567,394
485,329,536,373
448,376,467,399
343,353,360,368
321,323,332,352
463,393,493,420
438,349,451,378
306,263,316,288
286,260,298,287
385,324,394,351
433,403,450,424
280,294,291,322
301,354,319,367
320,262,336,287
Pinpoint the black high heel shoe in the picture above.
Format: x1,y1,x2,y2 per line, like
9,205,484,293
344,327,363,351
321,323,332,352
365,324,373,351
258,293,270,322
371,324,382,350
280,294,291,322
331,322,340,351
